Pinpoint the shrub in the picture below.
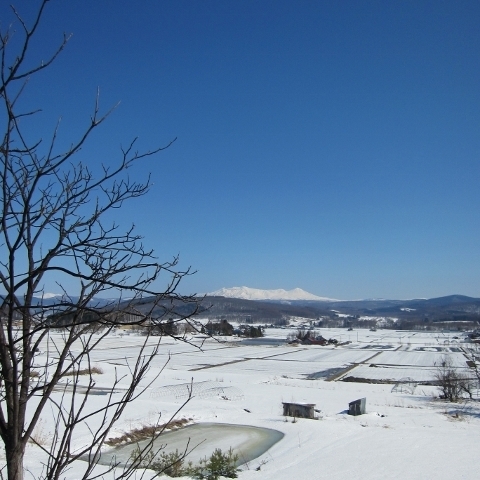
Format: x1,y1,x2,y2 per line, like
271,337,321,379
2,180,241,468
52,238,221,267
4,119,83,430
187,448,239,480
129,445,186,477
434,356,473,402
151,450,185,477
129,445,238,479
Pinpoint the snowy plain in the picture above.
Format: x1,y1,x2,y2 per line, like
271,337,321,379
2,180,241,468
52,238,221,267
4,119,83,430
11,327,480,479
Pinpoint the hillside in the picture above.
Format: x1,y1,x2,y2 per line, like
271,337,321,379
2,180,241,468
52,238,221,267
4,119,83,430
113,293,480,329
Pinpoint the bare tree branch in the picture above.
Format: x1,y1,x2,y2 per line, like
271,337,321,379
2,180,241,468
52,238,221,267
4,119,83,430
0,3,198,480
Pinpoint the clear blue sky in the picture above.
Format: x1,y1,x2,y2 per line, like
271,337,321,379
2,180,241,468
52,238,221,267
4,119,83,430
3,0,479,299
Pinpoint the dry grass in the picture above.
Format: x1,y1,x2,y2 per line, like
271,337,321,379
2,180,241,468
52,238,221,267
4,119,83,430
28,420,50,446
63,365,104,376
444,410,465,422
105,418,191,446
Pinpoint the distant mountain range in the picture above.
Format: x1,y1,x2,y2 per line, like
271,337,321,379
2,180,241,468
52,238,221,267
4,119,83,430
5,288,479,329
202,288,480,328
208,286,338,301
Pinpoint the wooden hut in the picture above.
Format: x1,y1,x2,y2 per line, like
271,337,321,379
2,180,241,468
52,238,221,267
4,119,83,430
282,402,316,419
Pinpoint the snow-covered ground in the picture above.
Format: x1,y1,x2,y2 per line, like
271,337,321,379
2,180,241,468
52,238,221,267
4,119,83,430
13,328,480,479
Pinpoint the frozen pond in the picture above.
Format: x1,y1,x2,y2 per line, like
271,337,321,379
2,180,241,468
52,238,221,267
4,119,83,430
97,423,284,468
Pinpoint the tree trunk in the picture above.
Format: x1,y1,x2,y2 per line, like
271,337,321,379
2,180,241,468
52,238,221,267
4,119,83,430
6,444,25,480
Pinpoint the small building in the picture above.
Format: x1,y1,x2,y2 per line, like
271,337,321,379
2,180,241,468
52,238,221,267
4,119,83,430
282,402,316,419
348,397,366,416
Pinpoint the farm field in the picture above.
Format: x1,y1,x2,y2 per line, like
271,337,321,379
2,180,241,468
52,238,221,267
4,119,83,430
17,327,480,479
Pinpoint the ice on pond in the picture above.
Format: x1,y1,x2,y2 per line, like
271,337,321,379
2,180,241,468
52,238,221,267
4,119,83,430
96,423,284,468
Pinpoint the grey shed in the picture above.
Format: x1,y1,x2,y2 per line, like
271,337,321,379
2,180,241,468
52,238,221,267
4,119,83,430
348,397,366,416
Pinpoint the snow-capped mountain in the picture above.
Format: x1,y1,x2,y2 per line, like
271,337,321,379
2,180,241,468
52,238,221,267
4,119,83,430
40,293,62,299
208,286,337,301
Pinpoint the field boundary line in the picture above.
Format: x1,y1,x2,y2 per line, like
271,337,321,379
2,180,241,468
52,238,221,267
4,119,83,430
329,351,383,382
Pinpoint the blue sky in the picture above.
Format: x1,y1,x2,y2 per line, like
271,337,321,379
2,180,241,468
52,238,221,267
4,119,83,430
3,0,480,299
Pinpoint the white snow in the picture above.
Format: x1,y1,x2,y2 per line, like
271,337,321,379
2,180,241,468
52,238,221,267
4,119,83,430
209,286,338,301
39,292,62,299
15,328,480,479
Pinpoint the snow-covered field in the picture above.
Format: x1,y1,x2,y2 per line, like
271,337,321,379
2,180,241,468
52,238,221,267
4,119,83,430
15,328,480,479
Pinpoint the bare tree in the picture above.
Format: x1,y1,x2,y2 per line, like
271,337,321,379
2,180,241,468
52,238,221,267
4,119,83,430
434,356,474,402
0,2,199,479
463,343,480,399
